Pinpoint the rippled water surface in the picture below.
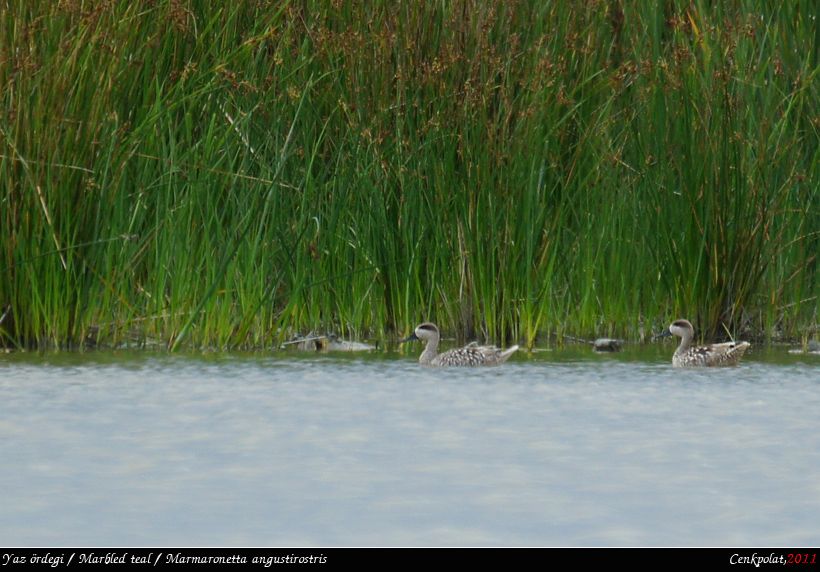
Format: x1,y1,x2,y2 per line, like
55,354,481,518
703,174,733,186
1,347,818,546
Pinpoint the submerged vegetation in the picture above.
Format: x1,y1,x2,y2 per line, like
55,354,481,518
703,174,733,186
1,0,817,350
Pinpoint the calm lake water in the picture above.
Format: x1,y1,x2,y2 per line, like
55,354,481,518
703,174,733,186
1,346,818,546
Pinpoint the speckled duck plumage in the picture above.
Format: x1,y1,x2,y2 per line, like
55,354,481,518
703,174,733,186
656,319,750,367
401,322,519,367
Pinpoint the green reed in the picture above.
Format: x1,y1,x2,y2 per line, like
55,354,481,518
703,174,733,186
0,0,816,350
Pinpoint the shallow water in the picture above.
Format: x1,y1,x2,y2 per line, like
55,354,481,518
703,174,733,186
1,346,818,546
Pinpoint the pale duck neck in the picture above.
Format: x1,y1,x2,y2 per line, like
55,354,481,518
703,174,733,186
674,329,694,357
419,336,440,365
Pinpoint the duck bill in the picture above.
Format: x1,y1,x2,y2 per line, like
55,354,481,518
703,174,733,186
653,328,672,341
399,332,419,344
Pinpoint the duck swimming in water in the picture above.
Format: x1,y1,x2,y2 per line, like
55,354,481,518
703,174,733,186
401,322,519,367
655,319,750,367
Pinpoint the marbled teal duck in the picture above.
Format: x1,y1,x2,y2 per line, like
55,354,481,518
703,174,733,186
401,322,519,367
656,319,750,367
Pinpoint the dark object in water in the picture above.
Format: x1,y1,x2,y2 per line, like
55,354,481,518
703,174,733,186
788,339,820,355
592,338,622,352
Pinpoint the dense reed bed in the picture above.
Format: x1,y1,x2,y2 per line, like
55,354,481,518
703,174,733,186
1,0,817,350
